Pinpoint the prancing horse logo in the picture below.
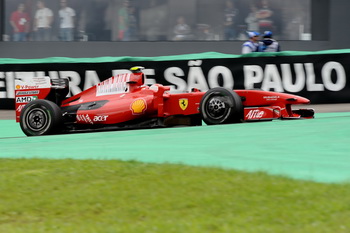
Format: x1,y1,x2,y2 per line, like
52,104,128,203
179,98,188,110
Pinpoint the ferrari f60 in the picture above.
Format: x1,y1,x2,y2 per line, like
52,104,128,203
14,67,314,136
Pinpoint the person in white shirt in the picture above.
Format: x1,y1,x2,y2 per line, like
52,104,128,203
59,0,76,41
245,3,259,32
241,31,260,54
34,0,53,41
173,16,191,41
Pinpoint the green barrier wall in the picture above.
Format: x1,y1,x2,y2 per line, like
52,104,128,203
1,49,350,64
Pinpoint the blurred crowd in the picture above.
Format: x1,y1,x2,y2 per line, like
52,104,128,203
4,0,310,42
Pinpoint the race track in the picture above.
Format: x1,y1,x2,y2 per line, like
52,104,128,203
1,104,350,184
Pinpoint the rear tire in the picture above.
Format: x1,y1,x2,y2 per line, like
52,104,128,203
200,87,243,125
20,100,63,136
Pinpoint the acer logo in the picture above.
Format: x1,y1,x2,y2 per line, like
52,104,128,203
93,115,108,122
246,109,265,119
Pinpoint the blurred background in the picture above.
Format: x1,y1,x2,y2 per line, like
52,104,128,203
3,0,311,41
0,0,346,57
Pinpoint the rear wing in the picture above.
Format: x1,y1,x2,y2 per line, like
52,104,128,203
14,76,52,122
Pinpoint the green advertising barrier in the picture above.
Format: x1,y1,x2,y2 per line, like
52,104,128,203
1,49,350,64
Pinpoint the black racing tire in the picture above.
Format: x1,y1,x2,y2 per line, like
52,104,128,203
20,99,63,136
200,87,243,125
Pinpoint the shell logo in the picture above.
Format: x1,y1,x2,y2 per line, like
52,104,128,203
130,99,147,115
15,85,21,90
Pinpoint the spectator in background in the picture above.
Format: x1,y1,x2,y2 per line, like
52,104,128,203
59,0,76,41
196,24,214,41
223,0,239,40
127,6,138,41
245,3,259,33
10,3,30,41
259,30,280,52
34,0,53,41
173,16,191,41
118,0,129,41
256,0,274,33
82,0,109,41
141,0,168,41
242,31,260,54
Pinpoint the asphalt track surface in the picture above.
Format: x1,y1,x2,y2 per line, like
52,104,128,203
1,104,350,184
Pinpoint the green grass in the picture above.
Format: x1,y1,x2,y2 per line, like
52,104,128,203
1,159,350,233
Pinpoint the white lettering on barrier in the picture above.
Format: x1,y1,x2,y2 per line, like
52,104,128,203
0,72,5,98
261,64,284,92
187,60,209,92
0,61,347,105
243,61,346,92
321,62,346,91
244,65,264,90
305,63,324,91
281,63,305,92
208,66,234,90
84,70,101,90
164,61,235,93
164,67,187,93
59,71,82,96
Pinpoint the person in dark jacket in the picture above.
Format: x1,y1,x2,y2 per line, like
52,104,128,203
259,31,280,52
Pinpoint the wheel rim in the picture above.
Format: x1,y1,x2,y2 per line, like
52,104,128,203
25,107,50,132
206,96,229,119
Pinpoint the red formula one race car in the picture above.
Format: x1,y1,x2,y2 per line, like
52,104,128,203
15,67,314,136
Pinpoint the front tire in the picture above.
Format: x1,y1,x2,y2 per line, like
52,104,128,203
200,87,243,125
20,100,63,136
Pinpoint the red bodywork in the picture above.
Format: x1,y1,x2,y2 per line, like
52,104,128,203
15,68,313,132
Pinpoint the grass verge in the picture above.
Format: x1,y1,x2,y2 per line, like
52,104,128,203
1,158,350,233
